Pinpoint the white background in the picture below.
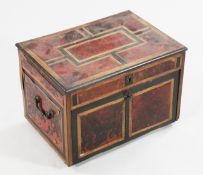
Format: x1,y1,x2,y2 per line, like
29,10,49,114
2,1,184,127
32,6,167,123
0,0,202,174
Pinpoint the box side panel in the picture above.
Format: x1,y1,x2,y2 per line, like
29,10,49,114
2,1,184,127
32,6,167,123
18,49,67,162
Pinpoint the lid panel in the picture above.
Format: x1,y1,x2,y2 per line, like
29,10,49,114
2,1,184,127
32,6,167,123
17,10,186,92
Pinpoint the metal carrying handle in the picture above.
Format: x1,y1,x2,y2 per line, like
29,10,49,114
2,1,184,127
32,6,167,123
34,96,54,120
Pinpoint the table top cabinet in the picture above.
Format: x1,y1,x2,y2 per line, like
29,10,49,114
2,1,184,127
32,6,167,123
16,10,187,166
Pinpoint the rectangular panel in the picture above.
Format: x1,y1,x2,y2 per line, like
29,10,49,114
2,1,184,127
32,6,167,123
132,58,177,83
76,98,125,158
74,75,124,106
65,31,134,61
129,79,174,137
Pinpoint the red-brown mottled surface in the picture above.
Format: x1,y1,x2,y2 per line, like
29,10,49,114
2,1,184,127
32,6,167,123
118,31,181,63
20,51,64,106
76,76,124,105
85,12,145,34
130,81,172,134
133,59,176,82
51,56,121,85
18,11,185,90
67,32,133,60
25,31,84,60
24,74,63,152
79,100,124,156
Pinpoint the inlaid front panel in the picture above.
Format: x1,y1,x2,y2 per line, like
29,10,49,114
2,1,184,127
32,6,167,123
129,79,174,137
77,99,125,158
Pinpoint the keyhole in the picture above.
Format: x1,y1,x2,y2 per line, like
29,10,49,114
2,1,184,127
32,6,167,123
127,76,132,83
125,74,133,85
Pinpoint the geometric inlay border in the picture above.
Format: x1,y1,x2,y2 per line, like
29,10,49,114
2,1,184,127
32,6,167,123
47,27,143,66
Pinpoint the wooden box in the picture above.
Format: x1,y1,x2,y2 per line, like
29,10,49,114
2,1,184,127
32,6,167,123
16,11,187,166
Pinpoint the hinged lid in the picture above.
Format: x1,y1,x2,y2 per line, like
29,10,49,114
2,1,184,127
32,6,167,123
16,10,187,93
